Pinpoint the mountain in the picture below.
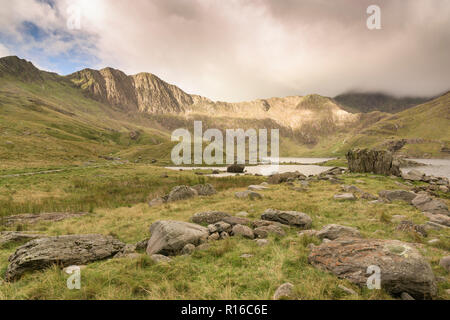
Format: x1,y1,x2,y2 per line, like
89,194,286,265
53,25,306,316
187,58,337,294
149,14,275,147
334,92,432,113
0,56,448,168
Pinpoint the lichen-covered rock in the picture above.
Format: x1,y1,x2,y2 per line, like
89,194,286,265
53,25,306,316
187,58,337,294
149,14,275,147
316,224,361,240
146,221,208,256
402,169,424,181
333,193,356,201
412,194,449,216
308,238,437,299
346,148,401,176
6,234,125,281
192,183,217,196
273,283,294,300
166,185,198,202
0,231,45,247
378,190,417,203
231,224,254,239
191,211,231,224
235,190,262,200
261,209,312,228
253,225,286,238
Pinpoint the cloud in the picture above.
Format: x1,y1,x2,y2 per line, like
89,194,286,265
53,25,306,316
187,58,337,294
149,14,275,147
1,0,450,101
0,43,10,57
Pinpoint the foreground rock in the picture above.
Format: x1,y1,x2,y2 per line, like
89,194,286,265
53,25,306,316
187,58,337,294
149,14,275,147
0,231,45,247
378,190,417,203
6,234,125,281
346,148,401,176
1,212,88,226
167,185,198,202
411,194,449,216
146,221,208,256
316,224,361,240
191,211,231,224
261,209,312,228
308,238,437,299
402,169,425,181
273,283,294,300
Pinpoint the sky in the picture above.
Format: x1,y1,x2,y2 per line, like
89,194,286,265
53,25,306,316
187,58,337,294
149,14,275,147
0,0,449,102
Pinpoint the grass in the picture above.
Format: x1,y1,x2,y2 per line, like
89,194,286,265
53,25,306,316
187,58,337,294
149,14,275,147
0,168,448,300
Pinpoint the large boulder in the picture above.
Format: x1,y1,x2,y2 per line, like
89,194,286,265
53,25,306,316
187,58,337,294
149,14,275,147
378,190,417,203
412,194,449,216
402,169,425,181
146,221,209,256
346,148,401,176
261,209,312,228
254,225,286,238
191,211,231,224
231,224,254,239
227,164,245,173
192,184,217,196
316,224,361,240
308,238,437,299
167,185,198,202
5,234,126,281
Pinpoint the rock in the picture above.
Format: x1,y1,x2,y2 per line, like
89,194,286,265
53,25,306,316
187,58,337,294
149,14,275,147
338,284,357,295
236,211,249,217
268,172,304,184
254,225,286,238
316,224,361,240
1,212,88,226
308,238,437,299
261,209,312,228
227,164,245,173
208,232,220,241
439,185,449,193
192,183,217,196
191,211,231,224
320,167,345,176
378,190,417,203
424,212,450,227
195,243,210,251
150,254,172,263
346,148,401,176
235,190,262,200
135,238,150,251
211,169,220,174
232,224,255,239
240,254,253,259
248,185,269,191
401,292,415,300
256,239,269,246
396,220,427,237
341,185,362,193
148,196,166,207
114,244,137,258
220,232,230,239
439,256,450,272
166,185,198,202
402,169,424,181
146,221,209,256
6,234,125,281
298,230,318,237
333,193,356,201
273,283,294,300
0,231,45,247
361,192,378,200
181,243,196,255
221,216,251,226
424,221,448,230
207,221,232,234
412,194,449,215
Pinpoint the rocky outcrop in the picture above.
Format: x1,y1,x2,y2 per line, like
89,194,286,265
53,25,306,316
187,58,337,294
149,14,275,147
1,212,88,226
308,238,437,299
261,209,312,228
0,231,45,247
346,148,401,176
5,234,126,281
146,221,209,256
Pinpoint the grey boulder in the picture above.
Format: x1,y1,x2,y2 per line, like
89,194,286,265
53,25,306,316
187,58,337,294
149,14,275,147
316,224,361,240
261,209,312,228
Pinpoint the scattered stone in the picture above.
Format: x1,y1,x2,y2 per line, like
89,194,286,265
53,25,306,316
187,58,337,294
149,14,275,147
148,196,166,207
439,256,450,272
181,243,196,255
195,243,211,251
240,254,253,259
208,221,232,234
402,169,424,181
341,185,362,193
401,292,415,300
378,190,417,203
146,221,208,256
411,194,449,216
1,212,88,226
360,192,378,200
346,148,401,176
192,183,217,196
424,221,448,230
298,230,318,237
227,164,245,173
6,234,125,281
208,232,220,241
248,185,269,191
236,211,249,217
150,254,172,264
221,216,251,226
232,224,254,239
167,185,198,202
0,231,45,247
114,244,137,258
191,211,231,224
396,220,427,237
268,172,304,184
338,285,357,295
252,220,286,229
261,209,312,228
256,239,269,246
235,190,262,200
308,238,437,299
273,283,294,300
316,224,361,240
135,238,150,251
254,225,286,238
423,212,450,227
333,193,356,201
220,232,230,239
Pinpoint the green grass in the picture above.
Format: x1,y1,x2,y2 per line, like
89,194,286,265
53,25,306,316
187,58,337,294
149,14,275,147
0,169,448,300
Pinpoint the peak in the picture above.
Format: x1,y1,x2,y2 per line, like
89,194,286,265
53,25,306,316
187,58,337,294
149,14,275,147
0,55,45,81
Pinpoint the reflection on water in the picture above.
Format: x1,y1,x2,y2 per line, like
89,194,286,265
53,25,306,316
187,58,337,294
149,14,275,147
261,157,335,164
402,159,450,179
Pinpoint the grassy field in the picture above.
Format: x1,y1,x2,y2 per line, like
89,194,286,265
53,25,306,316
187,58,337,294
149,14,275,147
0,165,448,300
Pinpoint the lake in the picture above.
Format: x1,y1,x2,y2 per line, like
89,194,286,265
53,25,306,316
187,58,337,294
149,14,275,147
402,158,450,179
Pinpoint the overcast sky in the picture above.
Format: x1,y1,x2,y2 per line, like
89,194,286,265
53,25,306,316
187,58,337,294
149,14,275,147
0,0,449,101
